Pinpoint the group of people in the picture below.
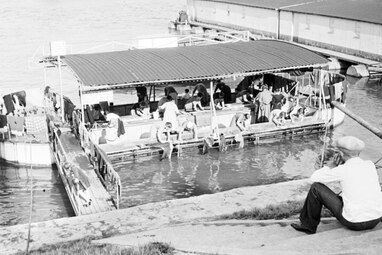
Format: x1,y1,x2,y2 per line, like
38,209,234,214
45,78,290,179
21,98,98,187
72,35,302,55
236,78,308,126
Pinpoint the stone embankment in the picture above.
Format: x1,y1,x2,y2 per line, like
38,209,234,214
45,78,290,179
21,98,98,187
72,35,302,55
0,179,312,254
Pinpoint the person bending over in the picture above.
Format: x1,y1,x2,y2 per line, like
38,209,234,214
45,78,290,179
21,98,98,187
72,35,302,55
291,136,382,234
270,109,286,126
230,112,250,131
178,120,198,141
290,106,307,123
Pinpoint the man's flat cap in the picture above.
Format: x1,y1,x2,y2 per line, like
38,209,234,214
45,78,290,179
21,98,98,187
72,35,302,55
336,136,365,153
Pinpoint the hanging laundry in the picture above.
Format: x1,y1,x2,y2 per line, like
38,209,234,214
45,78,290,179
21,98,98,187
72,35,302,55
0,115,7,128
3,94,15,114
7,115,25,136
25,116,48,135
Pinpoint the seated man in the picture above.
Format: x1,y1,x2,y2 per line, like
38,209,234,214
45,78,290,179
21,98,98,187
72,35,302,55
230,112,250,131
185,93,204,112
270,109,286,126
291,136,382,234
157,122,177,143
182,88,191,100
213,92,225,110
98,129,107,145
92,104,106,122
178,120,198,141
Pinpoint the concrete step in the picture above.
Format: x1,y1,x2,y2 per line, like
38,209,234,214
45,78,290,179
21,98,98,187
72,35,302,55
93,219,382,255
257,222,382,254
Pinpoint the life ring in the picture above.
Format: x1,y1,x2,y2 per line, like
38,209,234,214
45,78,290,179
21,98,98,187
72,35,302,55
157,126,169,143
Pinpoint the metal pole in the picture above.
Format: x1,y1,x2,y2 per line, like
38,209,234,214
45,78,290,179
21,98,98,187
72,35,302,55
80,84,85,122
43,46,47,87
57,55,65,122
276,9,280,39
331,101,382,139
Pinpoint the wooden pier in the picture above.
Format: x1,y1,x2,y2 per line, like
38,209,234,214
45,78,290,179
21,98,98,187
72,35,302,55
50,123,120,216
105,118,327,165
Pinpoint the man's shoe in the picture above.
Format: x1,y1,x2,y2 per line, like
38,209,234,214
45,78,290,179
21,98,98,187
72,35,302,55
291,223,316,234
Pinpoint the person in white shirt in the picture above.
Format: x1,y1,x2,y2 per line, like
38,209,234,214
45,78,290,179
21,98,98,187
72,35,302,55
291,136,382,234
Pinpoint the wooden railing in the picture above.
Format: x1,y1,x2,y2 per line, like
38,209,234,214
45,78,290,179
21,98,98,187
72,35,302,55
91,143,122,209
49,122,81,215
72,110,122,208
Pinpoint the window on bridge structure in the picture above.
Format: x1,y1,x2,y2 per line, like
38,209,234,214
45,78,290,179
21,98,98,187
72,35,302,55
305,15,310,30
354,22,361,39
328,18,334,34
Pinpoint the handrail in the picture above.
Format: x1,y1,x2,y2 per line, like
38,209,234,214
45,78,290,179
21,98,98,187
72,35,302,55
72,110,122,208
91,143,122,209
49,121,81,215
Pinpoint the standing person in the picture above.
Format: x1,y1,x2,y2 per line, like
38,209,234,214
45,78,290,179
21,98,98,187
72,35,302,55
215,81,232,104
291,136,382,234
271,88,285,110
159,96,180,130
256,84,273,123
192,83,210,107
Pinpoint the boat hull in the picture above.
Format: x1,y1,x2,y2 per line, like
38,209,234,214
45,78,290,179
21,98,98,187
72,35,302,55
0,140,54,167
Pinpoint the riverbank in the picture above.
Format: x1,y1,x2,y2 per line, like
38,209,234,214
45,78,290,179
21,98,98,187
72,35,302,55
0,179,313,254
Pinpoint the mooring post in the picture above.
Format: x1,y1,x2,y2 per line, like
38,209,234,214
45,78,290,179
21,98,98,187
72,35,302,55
331,101,382,139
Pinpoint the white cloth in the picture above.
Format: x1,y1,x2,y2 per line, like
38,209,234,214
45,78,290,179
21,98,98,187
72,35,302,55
311,157,382,222
160,101,179,129
106,113,120,122
106,113,120,128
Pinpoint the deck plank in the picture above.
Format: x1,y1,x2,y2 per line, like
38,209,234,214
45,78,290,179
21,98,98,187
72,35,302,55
56,130,116,216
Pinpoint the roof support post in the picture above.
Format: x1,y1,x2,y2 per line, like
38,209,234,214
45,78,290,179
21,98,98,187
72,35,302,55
79,84,85,122
57,55,65,122
209,80,218,138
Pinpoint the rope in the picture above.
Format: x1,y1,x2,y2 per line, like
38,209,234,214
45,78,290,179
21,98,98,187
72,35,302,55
319,118,330,168
374,156,382,169
26,138,34,254
374,156,382,165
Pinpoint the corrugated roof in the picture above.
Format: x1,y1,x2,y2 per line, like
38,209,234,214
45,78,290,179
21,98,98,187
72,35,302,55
209,0,382,25
62,40,328,91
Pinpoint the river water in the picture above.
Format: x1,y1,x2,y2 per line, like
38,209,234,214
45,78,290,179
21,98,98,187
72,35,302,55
1,0,382,226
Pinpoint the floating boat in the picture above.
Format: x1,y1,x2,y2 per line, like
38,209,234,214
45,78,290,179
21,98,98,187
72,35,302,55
42,40,346,163
0,89,55,166
39,39,349,215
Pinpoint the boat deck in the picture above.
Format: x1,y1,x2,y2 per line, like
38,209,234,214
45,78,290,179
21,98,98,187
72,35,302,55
55,128,116,215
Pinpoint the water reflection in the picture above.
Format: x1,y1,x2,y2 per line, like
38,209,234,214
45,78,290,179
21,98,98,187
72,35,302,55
117,134,325,208
0,164,74,226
